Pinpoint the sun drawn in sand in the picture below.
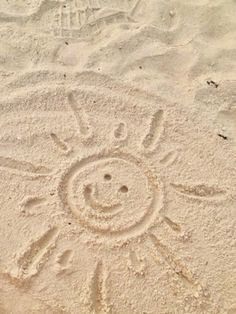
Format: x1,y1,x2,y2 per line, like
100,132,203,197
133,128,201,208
0,79,226,312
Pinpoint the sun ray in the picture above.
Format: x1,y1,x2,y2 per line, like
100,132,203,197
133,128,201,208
85,261,110,313
149,233,198,288
128,249,146,275
0,156,51,176
67,91,91,137
130,0,142,16
20,196,46,214
142,110,164,151
55,249,73,275
162,215,181,232
57,250,73,267
113,122,127,141
9,227,59,281
160,150,178,166
50,132,71,154
171,183,227,200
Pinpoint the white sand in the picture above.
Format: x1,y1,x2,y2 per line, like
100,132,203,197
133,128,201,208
0,1,235,313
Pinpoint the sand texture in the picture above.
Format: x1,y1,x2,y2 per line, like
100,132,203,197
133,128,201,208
0,0,236,313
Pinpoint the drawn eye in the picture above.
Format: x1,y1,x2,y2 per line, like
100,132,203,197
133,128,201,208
119,185,128,193
104,174,112,181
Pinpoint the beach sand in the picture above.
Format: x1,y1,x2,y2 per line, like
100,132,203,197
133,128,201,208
0,0,235,313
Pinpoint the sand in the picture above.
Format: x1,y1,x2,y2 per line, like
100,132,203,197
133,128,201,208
0,0,235,313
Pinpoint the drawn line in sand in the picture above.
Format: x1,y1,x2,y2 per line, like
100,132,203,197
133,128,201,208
129,250,146,275
162,216,181,232
142,110,164,151
67,92,91,137
12,227,59,280
171,183,226,200
0,156,51,176
20,196,46,214
160,150,178,166
130,0,142,16
50,133,71,153
54,249,77,277
84,184,121,213
21,196,46,209
149,233,198,288
113,122,127,141
87,261,110,314
57,250,73,268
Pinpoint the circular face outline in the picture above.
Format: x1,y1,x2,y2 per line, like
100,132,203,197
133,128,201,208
59,152,163,241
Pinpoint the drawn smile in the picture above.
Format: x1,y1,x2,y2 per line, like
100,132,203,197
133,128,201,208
84,184,121,213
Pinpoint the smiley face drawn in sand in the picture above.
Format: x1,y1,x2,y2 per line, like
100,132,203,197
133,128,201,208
1,81,228,313
60,153,161,240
